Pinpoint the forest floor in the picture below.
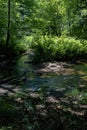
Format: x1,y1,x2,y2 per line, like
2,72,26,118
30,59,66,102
0,60,87,130
0,88,87,130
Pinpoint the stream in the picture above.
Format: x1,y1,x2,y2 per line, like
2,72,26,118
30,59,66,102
0,54,87,98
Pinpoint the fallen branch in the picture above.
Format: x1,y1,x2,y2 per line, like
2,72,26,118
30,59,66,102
0,84,16,93
0,76,17,84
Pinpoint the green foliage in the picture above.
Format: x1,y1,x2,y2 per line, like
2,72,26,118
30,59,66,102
0,0,7,42
0,127,12,130
64,0,87,38
0,0,87,58
30,35,54,62
30,35,87,63
80,93,87,104
67,88,80,98
0,1,87,129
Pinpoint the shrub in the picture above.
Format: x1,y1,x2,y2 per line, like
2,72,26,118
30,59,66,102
30,35,87,63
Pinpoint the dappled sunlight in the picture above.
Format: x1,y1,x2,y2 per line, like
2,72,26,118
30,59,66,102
0,0,87,129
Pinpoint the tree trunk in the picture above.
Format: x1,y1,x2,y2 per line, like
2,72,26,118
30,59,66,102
6,0,11,47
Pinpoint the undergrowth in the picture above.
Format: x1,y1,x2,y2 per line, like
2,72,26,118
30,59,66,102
0,92,87,130
30,35,87,63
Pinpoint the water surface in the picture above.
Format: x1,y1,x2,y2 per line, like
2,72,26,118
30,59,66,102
0,55,87,97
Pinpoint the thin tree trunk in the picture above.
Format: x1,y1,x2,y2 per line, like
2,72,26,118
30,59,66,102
6,0,11,47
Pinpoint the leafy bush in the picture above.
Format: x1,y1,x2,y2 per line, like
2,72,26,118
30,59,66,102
30,35,87,63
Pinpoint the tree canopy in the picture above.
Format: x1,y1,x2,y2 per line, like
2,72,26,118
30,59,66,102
0,0,87,58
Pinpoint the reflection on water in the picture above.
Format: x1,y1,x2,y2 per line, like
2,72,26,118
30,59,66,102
0,55,87,95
